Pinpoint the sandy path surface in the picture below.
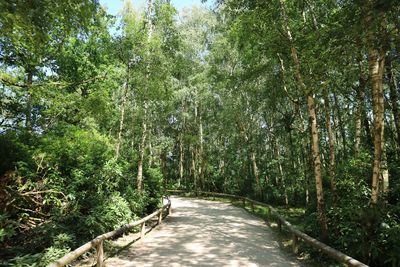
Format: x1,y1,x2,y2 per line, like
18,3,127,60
103,196,302,267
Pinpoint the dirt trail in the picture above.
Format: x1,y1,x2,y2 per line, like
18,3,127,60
100,196,302,266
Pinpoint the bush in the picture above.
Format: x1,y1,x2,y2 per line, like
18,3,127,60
85,193,134,236
8,253,42,267
144,167,164,213
40,246,70,266
123,186,148,216
0,214,17,243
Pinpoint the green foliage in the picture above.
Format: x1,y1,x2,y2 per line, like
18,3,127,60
0,133,31,176
40,246,71,267
8,253,42,267
85,193,135,236
144,167,164,213
325,202,400,266
0,214,17,242
123,187,149,216
1,0,400,265
6,230,75,266
85,193,134,236
43,125,112,177
0,0,175,264
7,246,70,267
299,154,400,266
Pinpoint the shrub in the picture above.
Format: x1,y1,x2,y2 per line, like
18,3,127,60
123,186,148,216
144,167,164,213
0,214,17,243
40,246,70,266
85,193,134,236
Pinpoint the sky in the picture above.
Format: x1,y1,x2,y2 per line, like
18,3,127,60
99,0,208,16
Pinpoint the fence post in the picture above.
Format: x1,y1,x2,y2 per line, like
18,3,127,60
251,201,254,212
158,211,163,224
242,197,245,207
277,219,282,232
140,222,146,239
267,206,272,221
96,240,104,267
292,233,299,254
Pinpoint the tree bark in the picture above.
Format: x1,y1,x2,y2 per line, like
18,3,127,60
136,0,153,191
148,138,153,167
178,134,184,187
333,93,347,158
250,151,262,197
354,58,369,157
355,69,373,153
323,88,337,207
387,57,400,153
25,69,33,131
137,106,147,191
279,0,328,241
275,141,288,207
198,104,204,189
368,47,385,205
115,82,128,160
307,94,328,240
354,53,368,156
191,148,197,190
365,3,386,205
146,0,154,38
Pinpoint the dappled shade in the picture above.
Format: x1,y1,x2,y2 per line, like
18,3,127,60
104,197,301,267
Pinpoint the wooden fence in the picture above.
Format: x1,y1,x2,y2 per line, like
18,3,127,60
48,197,172,267
167,190,368,267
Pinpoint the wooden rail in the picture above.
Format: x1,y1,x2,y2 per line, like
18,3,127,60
48,197,172,267
167,190,368,267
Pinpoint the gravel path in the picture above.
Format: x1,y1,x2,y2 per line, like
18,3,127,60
103,196,303,267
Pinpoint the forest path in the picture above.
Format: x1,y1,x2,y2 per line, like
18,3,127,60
101,196,303,267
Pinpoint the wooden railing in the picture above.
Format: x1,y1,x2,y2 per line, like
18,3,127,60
167,190,368,267
48,197,172,267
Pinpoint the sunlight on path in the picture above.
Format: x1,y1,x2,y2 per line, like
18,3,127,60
104,197,302,267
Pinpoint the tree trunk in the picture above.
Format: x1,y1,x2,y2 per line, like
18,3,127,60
136,0,153,191
250,151,262,197
354,59,364,156
279,0,328,241
333,93,347,158
115,82,128,160
191,148,197,190
323,88,337,207
356,74,373,153
365,3,386,205
275,141,288,207
368,47,385,205
148,139,153,167
137,107,147,191
307,94,328,241
178,134,184,187
25,69,33,131
354,104,362,157
301,143,310,206
387,57,400,153
198,104,204,189
146,0,154,39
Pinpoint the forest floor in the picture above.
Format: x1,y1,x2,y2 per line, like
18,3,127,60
75,196,307,267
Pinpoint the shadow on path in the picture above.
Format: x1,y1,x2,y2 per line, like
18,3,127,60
104,197,303,267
